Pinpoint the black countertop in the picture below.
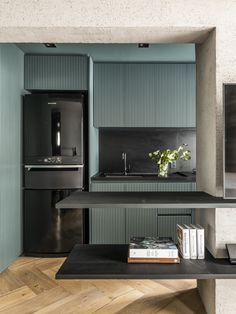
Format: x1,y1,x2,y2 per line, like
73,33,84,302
91,171,196,183
56,191,236,209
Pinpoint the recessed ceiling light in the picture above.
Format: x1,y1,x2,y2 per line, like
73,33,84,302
44,43,57,48
138,43,150,48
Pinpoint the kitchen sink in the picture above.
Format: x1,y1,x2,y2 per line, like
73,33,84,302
103,172,144,178
103,171,189,178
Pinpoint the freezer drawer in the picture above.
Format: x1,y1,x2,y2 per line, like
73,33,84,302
24,189,86,255
24,165,84,189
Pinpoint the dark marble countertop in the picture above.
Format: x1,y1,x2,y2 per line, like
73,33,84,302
91,171,196,183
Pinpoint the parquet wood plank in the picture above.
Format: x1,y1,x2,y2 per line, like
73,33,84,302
0,269,25,295
35,287,108,314
12,266,58,294
0,286,70,314
95,289,144,314
0,286,36,312
43,268,97,295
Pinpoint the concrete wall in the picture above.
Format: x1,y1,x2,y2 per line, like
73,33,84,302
0,44,24,272
196,30,217,195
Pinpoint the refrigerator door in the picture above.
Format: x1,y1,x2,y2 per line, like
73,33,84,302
24,189,85,255
23,93,85,165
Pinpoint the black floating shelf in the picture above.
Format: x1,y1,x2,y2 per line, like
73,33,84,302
56,244,236,280
55,191,236,209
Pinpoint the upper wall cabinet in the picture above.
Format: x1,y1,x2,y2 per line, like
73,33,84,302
94,63,125,126
94,62,196,127
24,55,88,90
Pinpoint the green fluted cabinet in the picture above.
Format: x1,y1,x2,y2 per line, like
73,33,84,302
90,183,126,244
90,181,196,244
93,63,125,127
125,182,159,242
24,55,88,90
94,62,196,127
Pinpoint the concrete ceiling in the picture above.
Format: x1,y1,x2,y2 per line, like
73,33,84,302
0,27,212,44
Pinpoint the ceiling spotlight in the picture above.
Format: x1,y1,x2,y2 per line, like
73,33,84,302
138,43,150,48
44,43,57,48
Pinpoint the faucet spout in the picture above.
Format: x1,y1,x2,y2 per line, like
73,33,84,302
122,152,128,175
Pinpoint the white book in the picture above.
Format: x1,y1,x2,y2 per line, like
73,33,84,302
176,224,190,259
129,237,179,258
129,249,179,258
191,224,205,259
184,224,197,259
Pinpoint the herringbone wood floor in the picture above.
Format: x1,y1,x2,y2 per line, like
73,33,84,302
0,257,206,313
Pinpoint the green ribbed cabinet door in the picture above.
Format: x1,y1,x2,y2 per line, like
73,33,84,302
125,183,159,243
94,63,125,127
90,182,125,244
157,182,196,215
157,182,196,242
24,55,88,90
154,64,196,127
124,64,156,126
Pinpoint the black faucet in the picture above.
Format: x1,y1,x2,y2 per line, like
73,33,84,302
122,152,128,175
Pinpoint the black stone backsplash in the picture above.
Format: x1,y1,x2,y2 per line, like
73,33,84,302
99,128,196,173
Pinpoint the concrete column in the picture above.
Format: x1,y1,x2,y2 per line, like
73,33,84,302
196,207,236,313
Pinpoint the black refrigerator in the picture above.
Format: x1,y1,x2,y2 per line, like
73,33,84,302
23,93,88,256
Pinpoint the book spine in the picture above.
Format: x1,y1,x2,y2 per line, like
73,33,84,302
129,249,178,258
127,257,180,264
181,228,190,259
197,229,205,259
189,228,197,259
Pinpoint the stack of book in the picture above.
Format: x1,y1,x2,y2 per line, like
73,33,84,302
128,237,180,263
176,224,205,259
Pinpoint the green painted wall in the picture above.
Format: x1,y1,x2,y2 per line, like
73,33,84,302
0,44,24,272
17,43,195,63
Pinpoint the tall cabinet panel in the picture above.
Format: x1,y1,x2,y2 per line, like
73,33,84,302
94,63,125,127
124,64,156,126
24,55,88,90
90,183,126,244
155,64,196,127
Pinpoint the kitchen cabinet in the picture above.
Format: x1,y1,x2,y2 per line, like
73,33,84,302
24,55,88,90
93,63,125,127
90,183,126,244
125,182,159,242
94,62,196,127
90,181,196,244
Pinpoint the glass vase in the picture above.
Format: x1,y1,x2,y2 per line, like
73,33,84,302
158,163,169,177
